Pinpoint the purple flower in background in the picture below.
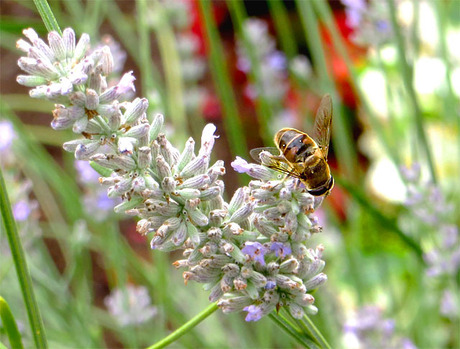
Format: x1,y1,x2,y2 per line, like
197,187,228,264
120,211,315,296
341,0,366,28
0,121,16,151
270,242,292,258
242,241,267,265
243,305,263,322
13,200,32,221
440,290,459,318
340,0,392,46
75,160,100,183
343,306,417,349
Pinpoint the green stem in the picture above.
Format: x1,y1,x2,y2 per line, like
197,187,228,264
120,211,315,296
295,0,357,180
0,296,24,349
197,0,248,159
386,0,437,183
337,176,424,261
268,313,318,348
146,302,218,349
433,0,460,189
227,1,273,145
267,0,298,60
83,0,105,36
150,0,187,142
300,314,332,349
32,0,61,34
312,0,401,168
0,169,48,349
136,0,162,110
313,0,428,181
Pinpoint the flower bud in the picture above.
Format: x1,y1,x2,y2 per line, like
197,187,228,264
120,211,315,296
180,155,208,178
63,28,76,58
48,31,66,61
123,97,148,125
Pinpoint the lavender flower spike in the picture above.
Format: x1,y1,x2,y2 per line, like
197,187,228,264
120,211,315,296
17,27,327,322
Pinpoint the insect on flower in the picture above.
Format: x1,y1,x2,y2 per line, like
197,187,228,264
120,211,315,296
251,94,334,198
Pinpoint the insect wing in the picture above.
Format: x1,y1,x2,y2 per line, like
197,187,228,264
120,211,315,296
251,148,304,179
313,94,333,159
250,147,279,163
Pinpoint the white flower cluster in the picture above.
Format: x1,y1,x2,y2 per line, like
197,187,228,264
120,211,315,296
104,285,158,327
237,19,288,105
16,28,327,321
401,164,460,319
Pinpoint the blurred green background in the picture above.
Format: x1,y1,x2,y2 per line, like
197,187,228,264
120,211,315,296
1,0,459,348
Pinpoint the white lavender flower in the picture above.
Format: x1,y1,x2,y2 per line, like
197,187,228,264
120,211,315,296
16,28,327,322
343,306,417,349
178,156,326,321
237,19,288,104
104,285,158,327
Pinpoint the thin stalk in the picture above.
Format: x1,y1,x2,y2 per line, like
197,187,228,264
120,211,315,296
105,0,139,65
374,47,401,166
227,1,273,144
197,0,248,159
32,0,61,34
146,302,218,349
300,314,332,349
433,0,460,192
267,0,298,60
337,176,424,261
136,0,162,110
313,0,437,206
150,0,187,142
105,0,164,101
268,313,318,348
295,0,357,180
83,0,105,37
311,0,401,171
62,0,84,27
386,0,437,183
0,169,48,349
0,296,24,349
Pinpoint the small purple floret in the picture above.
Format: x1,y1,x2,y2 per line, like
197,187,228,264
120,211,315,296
243,305,263,322
270,242,292,258
0,121,16,151
13,200,31,221
242,241,267,265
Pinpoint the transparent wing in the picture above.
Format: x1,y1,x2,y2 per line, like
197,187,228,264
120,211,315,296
250,148,303,179
250,147,279,163
313,94,333,159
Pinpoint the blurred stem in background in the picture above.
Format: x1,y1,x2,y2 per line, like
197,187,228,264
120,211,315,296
0,167,48,349
148,0,187,141
0,296,24,349
295,0,358,181
197,0,248,161
227,0,274,145
386,0,437,183
267,0,298,61
312,0,401,170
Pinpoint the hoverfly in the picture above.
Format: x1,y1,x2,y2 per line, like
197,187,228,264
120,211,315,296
250,94,334,197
